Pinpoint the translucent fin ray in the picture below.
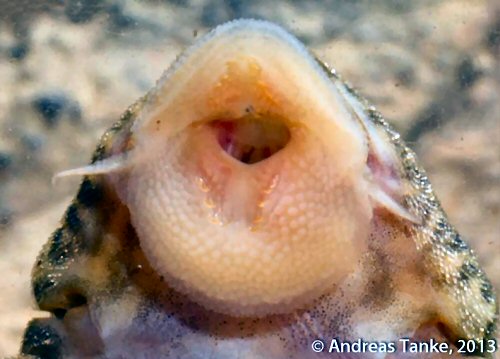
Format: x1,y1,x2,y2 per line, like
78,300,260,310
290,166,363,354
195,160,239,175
52,154,130,184
370,186,421,224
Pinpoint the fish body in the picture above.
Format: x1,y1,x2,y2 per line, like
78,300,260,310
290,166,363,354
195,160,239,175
18,20,496,359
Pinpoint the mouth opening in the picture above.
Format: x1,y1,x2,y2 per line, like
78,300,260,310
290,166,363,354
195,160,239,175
210,116,291,164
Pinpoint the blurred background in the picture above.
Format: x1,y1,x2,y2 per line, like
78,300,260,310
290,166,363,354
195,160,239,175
0,0,498,357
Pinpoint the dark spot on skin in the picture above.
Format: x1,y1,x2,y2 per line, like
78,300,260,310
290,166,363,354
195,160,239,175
21,320,63,359
116,110,134,129
91,144,106,163
34,278,56,304
77,178,103,207
484,320,496,341
459,261,480,282
367,108,385,125
480,280,495,304
445,233,469,253
65,204,82,234
433,218,447,236
48,228,72,266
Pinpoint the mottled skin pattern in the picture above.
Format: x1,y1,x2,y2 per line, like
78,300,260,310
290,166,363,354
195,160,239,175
332,66,498,344
15,23,497,359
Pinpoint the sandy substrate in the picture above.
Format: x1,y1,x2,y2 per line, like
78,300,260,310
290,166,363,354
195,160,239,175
0,0,498,357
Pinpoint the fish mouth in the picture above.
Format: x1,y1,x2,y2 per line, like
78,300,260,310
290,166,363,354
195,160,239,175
210,116,291,165
181,112,298,227
118,21,373,317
